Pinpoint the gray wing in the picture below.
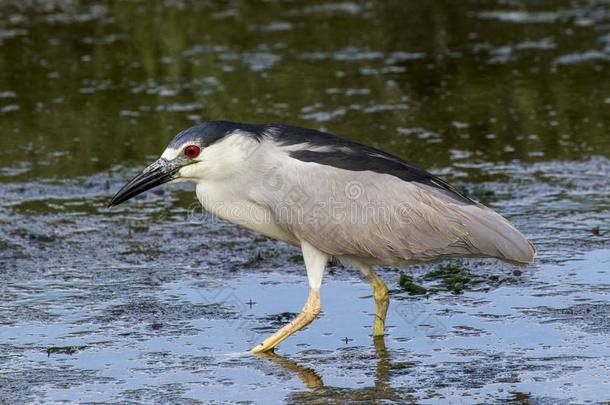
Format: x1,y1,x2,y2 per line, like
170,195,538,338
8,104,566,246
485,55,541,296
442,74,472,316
263,148,535,265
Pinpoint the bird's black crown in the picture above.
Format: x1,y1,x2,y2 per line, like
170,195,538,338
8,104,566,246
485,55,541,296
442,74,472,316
168,121,263,149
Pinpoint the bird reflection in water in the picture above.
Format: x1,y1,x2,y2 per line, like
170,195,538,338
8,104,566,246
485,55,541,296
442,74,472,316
253,334,395,389
254,350,324,388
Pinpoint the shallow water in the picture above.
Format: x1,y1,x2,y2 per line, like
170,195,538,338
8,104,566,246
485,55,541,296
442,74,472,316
0,1,609,403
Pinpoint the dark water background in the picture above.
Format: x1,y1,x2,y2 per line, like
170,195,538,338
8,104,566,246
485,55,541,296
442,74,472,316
0,0,608,403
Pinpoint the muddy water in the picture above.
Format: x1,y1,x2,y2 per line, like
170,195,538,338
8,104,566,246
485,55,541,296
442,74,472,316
0,1,609,403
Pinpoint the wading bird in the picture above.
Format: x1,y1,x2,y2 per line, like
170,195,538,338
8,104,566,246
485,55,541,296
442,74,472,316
108,121,536,353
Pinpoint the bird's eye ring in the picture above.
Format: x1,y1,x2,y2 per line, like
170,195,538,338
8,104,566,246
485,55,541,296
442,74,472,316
184,145,200,158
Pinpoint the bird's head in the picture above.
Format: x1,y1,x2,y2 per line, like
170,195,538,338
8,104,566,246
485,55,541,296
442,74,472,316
108,121,262,207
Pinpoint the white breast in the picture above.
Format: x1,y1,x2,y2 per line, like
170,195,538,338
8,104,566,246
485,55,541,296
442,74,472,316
195,181,300,246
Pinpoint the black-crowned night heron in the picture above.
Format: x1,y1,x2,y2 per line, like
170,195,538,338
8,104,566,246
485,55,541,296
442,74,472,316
108,121,536,353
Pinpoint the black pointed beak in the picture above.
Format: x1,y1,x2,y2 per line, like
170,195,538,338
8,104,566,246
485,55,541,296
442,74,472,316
108,158,181,208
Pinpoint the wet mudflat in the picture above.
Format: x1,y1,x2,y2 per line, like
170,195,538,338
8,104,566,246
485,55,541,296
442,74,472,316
0,1,609,403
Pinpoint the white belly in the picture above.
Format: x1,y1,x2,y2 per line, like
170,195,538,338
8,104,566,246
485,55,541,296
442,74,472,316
195,182,300,246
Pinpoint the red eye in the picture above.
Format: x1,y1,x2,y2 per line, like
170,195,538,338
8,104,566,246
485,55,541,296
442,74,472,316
184,145,200,158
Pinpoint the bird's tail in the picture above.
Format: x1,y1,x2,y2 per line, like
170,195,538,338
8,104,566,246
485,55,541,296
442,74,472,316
458,203,536,264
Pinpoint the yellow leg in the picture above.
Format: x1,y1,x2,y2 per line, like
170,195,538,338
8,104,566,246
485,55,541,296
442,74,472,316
250,289,321,353
364,270,389,336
